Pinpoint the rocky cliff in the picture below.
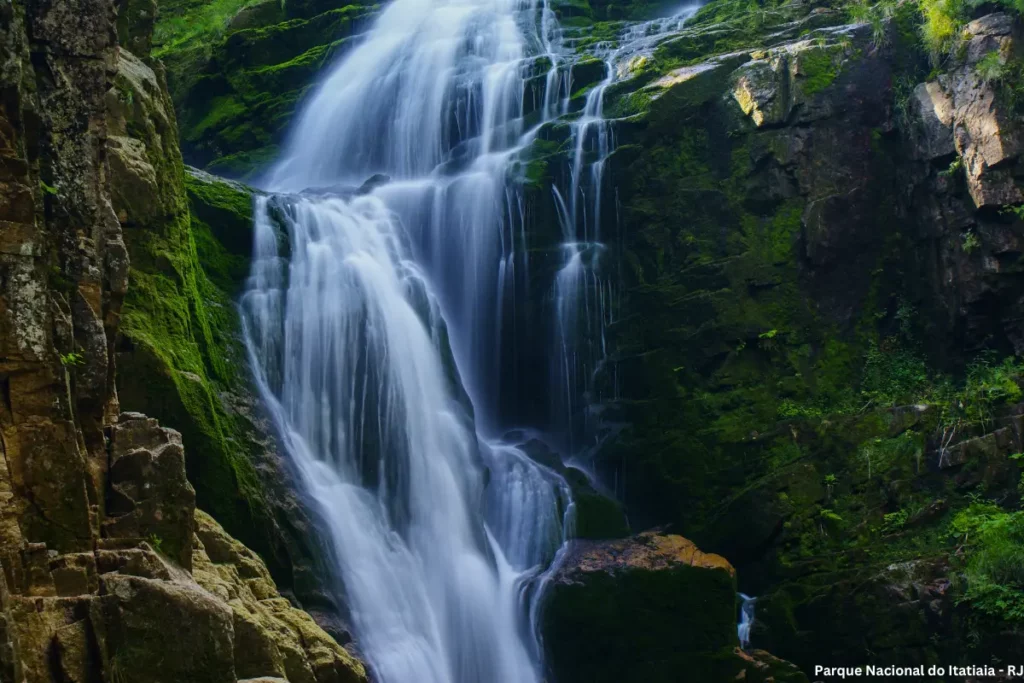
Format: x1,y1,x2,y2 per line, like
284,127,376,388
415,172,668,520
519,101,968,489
0,0,367,680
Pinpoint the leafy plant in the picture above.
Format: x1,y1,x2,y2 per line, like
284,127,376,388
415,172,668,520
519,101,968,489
848,0,897,48
882,509,910,533
976,51,1007,83
861,340,929,407
819,507,844,535
939,156,963,178
962,230,980,253
950,505,1024,622
1002,204,1024,221
758,328,779,351
60,351,85,367
919,0,965,60
147,534,164,554
824,473,838,501
892,74,920,132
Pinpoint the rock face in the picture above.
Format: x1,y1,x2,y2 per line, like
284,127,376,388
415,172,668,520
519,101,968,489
104,413,197,569
2,412,368,683
104,1,353,639
0,0,367,681
542,531,808,683
516,0,1024,676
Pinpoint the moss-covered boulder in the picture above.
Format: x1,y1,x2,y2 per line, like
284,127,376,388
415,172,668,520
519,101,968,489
542,531,806,682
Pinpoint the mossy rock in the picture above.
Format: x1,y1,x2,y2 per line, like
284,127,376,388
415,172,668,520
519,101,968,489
541,532,795,683
156,0,377,175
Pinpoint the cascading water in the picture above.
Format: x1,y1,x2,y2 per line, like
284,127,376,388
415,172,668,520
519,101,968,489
240,0,577,681
239,0,706,680
738,593,757,650
550,3,700,457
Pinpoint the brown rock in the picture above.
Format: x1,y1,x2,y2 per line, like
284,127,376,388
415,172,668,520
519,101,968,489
103,414,196,569
91,574,236,683
557,529,736,580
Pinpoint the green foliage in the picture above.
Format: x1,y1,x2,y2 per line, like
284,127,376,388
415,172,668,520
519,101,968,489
861,340,929,407
891,73,922,132
1003,204,1024,221
154,0,264,58
882,509,910,533
848,0,897,48
939,156,963,177
918,0,965,59
951,504,1024,622
860,432,921,479
147,534,164,554
961,229,980,253
59,351,85,367
937,355,1024,432
976,51,1007,83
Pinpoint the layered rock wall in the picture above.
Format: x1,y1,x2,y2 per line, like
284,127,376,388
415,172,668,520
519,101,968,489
0,0,367,680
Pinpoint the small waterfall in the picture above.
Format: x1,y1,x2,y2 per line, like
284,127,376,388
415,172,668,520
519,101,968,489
551,5,701,453
738,593,757,650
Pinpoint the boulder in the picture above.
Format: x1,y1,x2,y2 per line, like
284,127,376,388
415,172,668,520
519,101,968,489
90,574,236,683
542,531,806,682
192,510,367,683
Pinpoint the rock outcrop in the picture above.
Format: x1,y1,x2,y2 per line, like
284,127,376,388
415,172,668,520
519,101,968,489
516,0,1024,676
3,410,367,683
542,531,807,683
103,2,354,641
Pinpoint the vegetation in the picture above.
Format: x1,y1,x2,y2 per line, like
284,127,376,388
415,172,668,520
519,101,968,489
59,351,86,367
952,504,1024,622
153,0,263,58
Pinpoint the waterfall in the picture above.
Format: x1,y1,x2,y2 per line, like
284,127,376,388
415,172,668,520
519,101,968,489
551,4,700,457
738,593,757,650
238,0,706,680
240,0,576,681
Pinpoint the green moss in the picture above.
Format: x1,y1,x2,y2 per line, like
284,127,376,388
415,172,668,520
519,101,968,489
118,208,263,528
798,48,840,96
158,0,376,174
154,0,269,59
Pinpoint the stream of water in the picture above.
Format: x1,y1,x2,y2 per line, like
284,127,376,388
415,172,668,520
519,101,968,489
239,1,699,681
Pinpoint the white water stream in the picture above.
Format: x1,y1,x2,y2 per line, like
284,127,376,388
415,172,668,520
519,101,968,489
238,1,700,681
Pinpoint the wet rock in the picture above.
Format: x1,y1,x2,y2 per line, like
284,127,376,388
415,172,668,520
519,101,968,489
733,57,790,127
357,173,390,194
